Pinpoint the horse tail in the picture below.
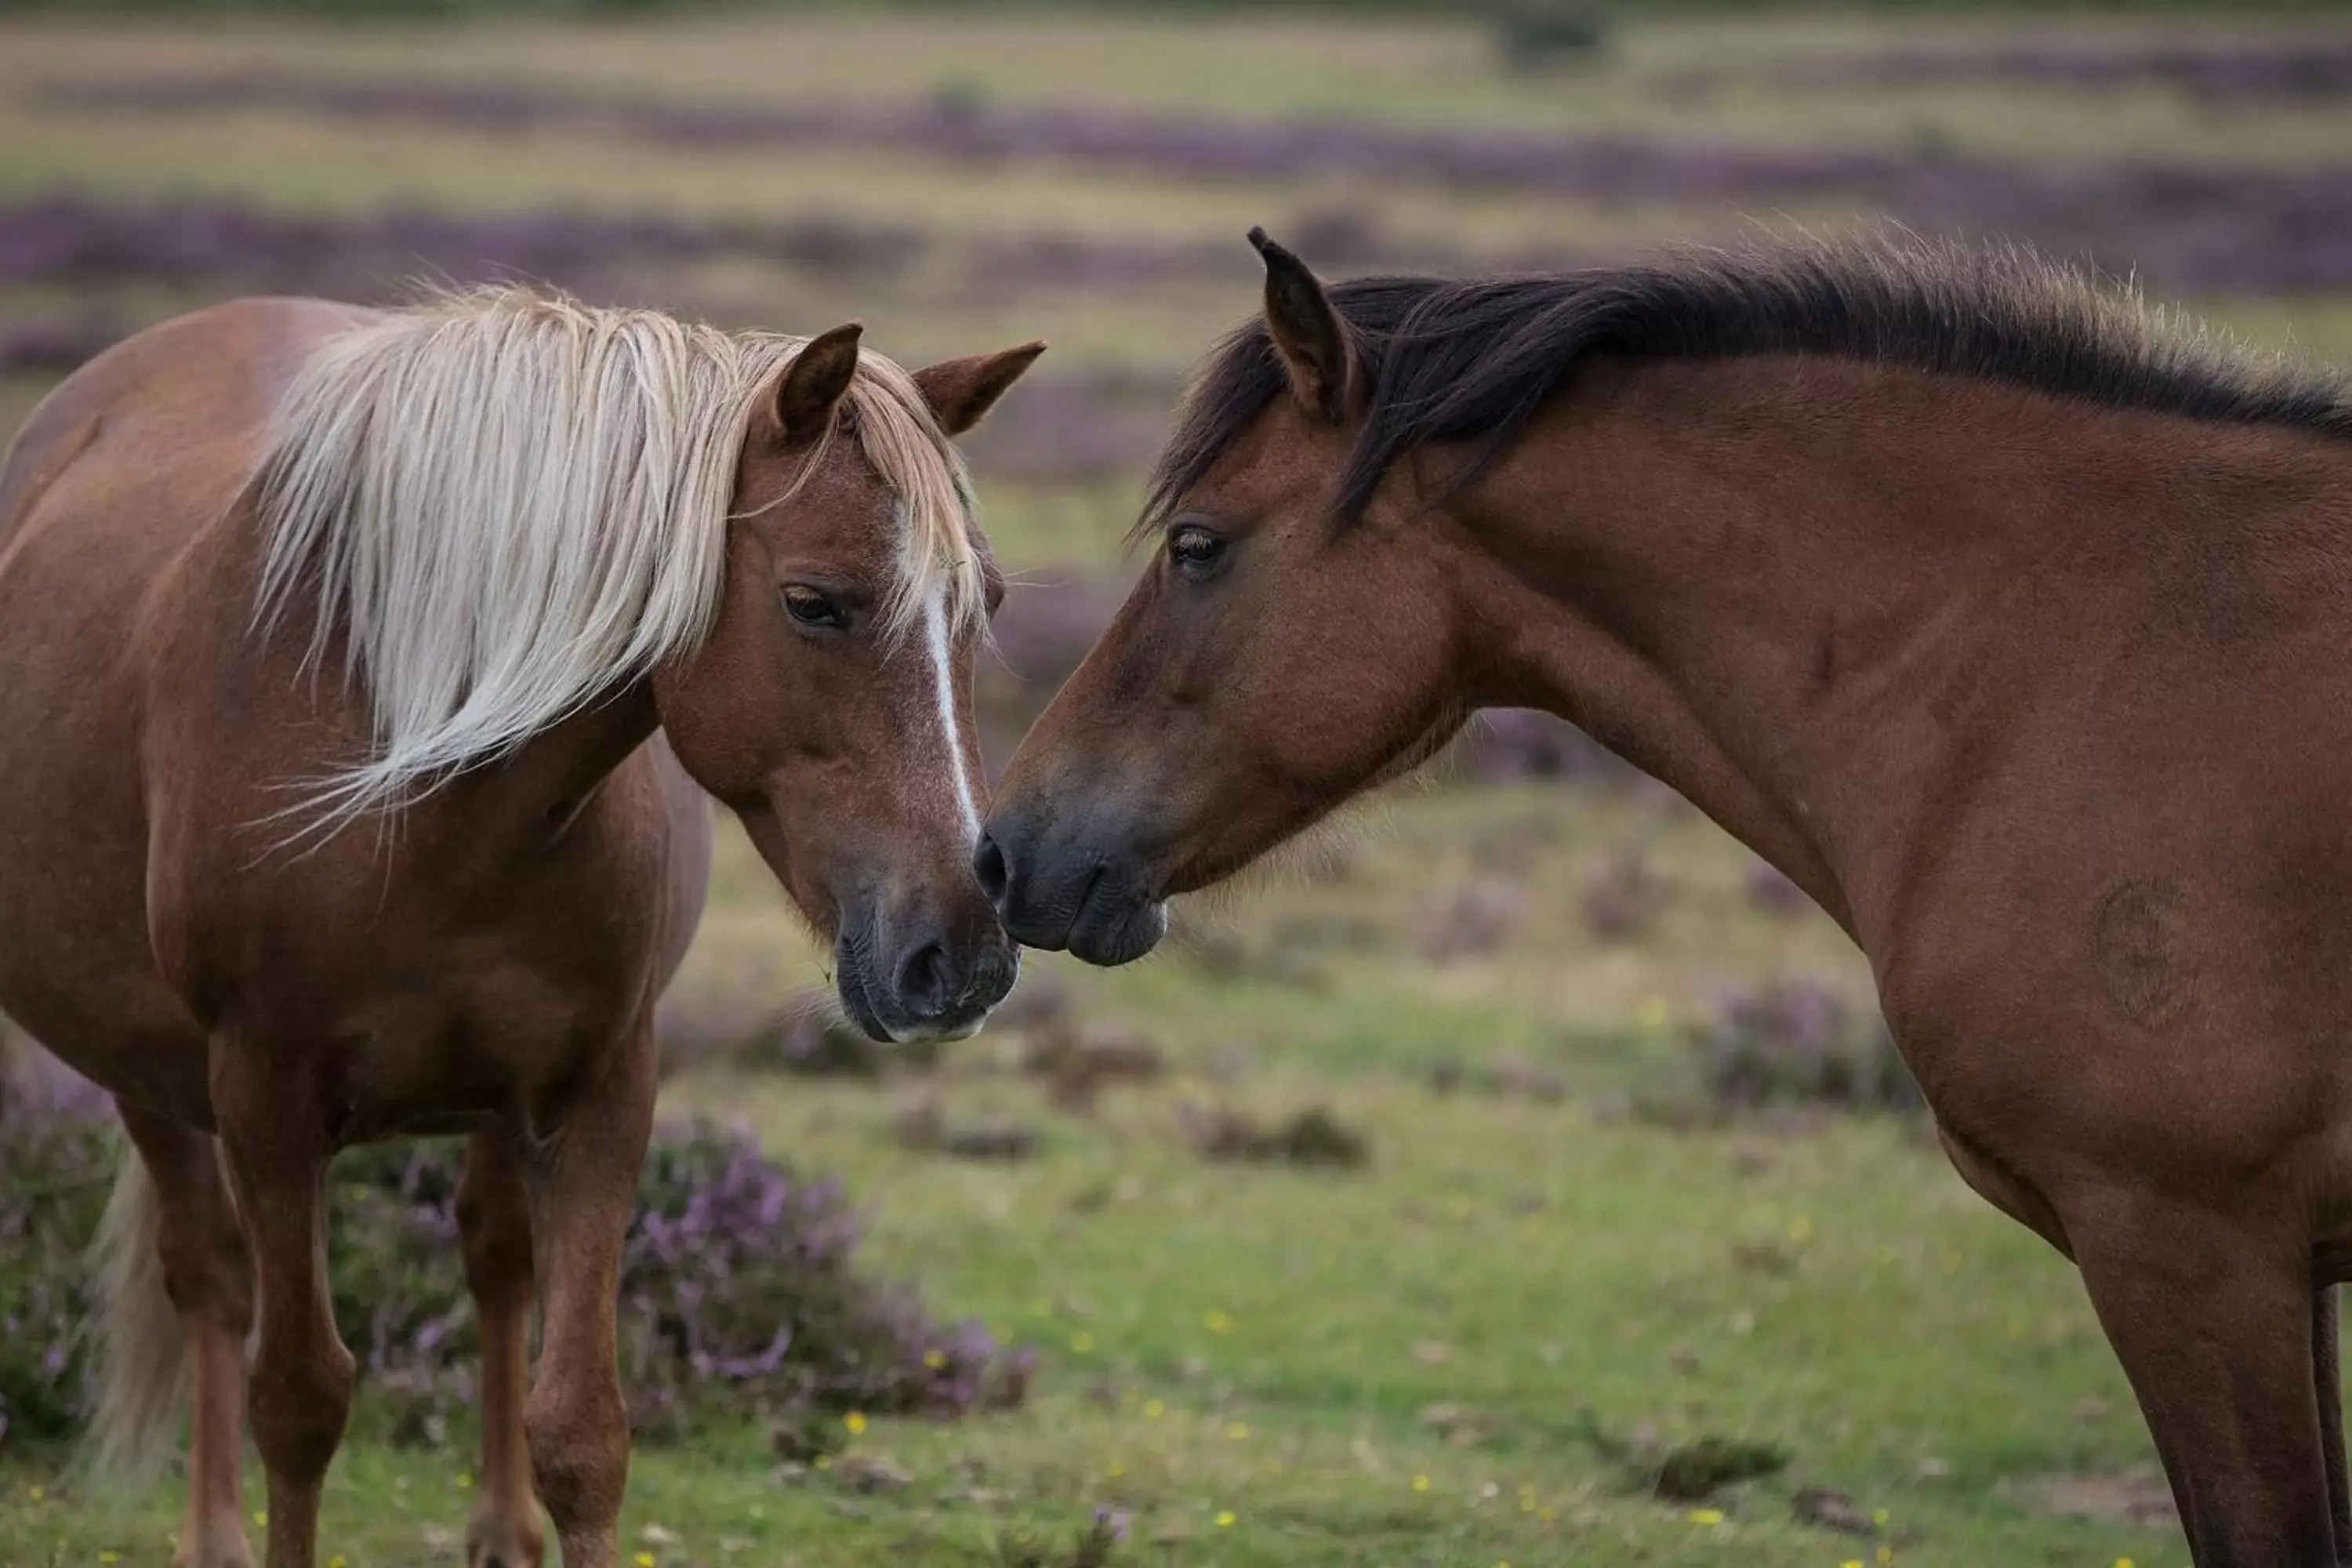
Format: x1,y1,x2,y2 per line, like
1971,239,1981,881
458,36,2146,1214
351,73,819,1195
83,1148,187,1489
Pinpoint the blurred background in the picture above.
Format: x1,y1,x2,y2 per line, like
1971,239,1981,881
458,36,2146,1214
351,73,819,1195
2,3,2347,1565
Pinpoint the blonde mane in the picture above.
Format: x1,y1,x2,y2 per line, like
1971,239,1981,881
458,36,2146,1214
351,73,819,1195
251,285,980,827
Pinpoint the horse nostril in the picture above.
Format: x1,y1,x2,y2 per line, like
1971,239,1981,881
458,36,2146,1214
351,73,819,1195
971,831,1011,905
896,939,953,1016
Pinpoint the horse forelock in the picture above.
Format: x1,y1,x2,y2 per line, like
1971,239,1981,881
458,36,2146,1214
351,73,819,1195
249,283,980,829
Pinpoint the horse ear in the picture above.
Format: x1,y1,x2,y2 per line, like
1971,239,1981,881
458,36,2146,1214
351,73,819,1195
913,341,1048,437
1250,227,1358,423
771,321,863,441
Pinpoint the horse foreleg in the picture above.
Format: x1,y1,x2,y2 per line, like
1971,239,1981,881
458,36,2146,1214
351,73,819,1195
519,1031,656,1568
215,1066,351,1568
2071,1194,2338,1567
456,1128,544,1568
114,1104,255,1568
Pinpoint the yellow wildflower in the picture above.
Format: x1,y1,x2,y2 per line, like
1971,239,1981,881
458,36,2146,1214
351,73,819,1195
1215,1511,1236,1528
1227,1422,1249,1440
844,1412,867,1436
1144,1399,1165,1418
1204,1309,1232,1333
1687,1508,1724,1526
1411,1475,1431,1493
923,1349,946,1370
1070,1333,1096,1354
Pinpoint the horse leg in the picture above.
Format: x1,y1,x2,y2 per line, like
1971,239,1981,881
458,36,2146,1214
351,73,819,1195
2071,1197,2337,1567
114,1104,255,1568
456,1128,544,1568
2318,1285,2350,1563
519,1034,656,1568
214,1071,351,1568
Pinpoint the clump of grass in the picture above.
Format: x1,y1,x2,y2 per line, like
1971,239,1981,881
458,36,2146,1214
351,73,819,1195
894,1096,1040,1161
1178,1104,1370,1168
1580,848,1670,942
1694,981,1921,1116
992,1509,1127,1567
1649,1434,1791,1502
1022,1023,1166,1113
1428,1054,1569,1104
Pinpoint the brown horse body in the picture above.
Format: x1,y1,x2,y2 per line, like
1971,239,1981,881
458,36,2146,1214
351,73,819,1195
981,234,2352,1565
0,292,1039,1568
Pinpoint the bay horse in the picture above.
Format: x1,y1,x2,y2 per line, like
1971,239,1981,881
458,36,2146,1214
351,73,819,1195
0,285,1041,1568
979,229,2352,1566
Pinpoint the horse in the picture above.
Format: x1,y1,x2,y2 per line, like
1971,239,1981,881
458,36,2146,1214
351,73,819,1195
977,227,2352,1566
0,284,1042,1568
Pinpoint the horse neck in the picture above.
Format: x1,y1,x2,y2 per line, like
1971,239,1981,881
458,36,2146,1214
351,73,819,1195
195,505,666,855
1450,354,2326,944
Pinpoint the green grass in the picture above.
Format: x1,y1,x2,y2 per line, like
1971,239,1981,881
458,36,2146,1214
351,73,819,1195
0,1090,2185,1566
1,796,2189,1565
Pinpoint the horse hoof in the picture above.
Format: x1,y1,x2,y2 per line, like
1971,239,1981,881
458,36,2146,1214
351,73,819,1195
467,1517,547,1568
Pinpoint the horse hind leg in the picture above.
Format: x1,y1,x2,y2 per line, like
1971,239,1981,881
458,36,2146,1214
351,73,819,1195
2318,1285,2350,1563
457,1128,544,1568
102,1102,256,1568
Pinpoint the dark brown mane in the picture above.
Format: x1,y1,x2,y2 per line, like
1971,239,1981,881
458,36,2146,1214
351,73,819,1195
1145,232,2352,529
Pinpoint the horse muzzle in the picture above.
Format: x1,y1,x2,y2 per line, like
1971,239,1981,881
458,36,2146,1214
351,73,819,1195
971,810,1169,967
833,911,1019,1044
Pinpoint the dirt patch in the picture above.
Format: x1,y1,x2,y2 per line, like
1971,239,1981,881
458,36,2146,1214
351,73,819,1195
1178,1103,1370,1168
2016,1468,2177,1530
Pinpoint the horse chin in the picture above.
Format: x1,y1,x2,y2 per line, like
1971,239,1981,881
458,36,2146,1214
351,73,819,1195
1067,894,1169,967
891,1014,989,1047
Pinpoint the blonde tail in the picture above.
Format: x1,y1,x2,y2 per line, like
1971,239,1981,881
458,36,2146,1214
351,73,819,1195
82,1149,187,1489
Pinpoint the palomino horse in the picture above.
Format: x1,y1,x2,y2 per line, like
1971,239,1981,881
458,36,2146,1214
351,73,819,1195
980,229,2352,1566
0,285,1041,1568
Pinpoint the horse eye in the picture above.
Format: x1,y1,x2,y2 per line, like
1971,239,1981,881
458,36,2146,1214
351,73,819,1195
781,585,844,629
1167,524,1228,576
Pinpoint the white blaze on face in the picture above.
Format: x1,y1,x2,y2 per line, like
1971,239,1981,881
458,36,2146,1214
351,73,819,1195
924,586,982,844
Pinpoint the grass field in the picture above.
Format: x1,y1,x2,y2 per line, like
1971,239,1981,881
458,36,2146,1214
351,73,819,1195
3,6,2346,1563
